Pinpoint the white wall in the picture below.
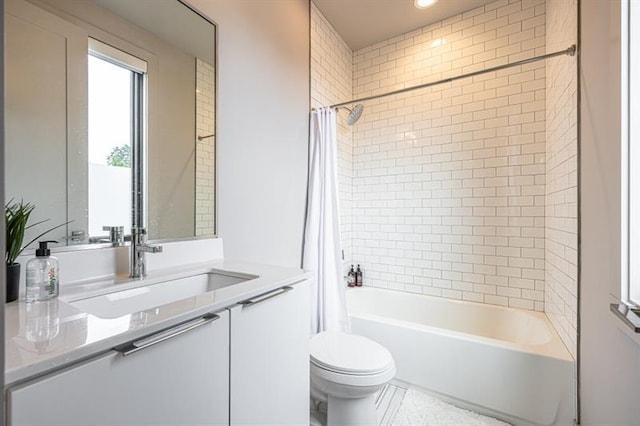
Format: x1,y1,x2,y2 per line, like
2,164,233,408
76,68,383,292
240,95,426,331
310,3,353,272
5,0,85,246
349,0,548,310
580,0,640,423
187,0,310,268
545,0,578,359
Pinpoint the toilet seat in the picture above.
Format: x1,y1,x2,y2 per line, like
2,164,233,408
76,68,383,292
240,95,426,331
310,332,395,379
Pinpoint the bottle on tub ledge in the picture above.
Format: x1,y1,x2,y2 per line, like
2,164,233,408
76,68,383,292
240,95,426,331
355,264,363,287
347,265,356,287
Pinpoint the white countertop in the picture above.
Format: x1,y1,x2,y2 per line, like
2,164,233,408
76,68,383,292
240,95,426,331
5,258,311,386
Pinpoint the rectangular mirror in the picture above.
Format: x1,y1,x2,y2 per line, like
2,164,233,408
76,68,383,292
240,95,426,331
5,0,217,248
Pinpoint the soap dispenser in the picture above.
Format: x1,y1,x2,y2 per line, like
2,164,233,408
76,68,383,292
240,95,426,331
355,264,363,287
25,241,59,303
347,265,356,287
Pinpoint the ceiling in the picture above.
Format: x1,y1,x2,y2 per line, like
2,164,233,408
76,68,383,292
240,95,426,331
312,0,497,51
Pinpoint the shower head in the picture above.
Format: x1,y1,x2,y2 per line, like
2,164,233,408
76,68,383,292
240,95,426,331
347,104,364,125
336,104,364,125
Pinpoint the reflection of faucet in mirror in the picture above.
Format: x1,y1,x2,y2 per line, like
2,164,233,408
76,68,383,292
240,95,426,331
88,226,126,245
103,226,125,246
130,228,163,278
66,230,87,245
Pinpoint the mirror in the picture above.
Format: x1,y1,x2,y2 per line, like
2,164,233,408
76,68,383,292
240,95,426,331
5,0,216,247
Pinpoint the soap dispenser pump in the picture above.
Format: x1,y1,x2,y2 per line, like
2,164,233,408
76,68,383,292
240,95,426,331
25,241,59,303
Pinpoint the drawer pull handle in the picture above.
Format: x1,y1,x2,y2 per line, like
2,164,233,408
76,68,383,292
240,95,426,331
240,286,293,308
116,313,219,356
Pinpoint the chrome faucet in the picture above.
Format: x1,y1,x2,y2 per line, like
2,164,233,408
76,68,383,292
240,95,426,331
103,226,125,246
130,227,163,278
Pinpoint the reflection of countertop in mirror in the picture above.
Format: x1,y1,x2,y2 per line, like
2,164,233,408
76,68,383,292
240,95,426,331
5,258,312,386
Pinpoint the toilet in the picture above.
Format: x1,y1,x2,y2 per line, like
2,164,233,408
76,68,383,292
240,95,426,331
310,331,396,425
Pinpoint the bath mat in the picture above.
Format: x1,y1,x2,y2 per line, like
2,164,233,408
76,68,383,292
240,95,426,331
391,389,510,426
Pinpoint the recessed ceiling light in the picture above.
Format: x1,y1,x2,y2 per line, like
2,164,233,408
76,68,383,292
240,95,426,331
415,0,438,9
431,38,446,47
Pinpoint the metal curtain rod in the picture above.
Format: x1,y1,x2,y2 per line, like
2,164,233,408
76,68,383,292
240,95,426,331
326,44,576,110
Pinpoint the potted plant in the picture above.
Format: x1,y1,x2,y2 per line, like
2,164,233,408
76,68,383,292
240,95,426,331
5,200,68,302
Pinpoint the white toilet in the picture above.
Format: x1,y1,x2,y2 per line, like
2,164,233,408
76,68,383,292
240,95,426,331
310,331,396,425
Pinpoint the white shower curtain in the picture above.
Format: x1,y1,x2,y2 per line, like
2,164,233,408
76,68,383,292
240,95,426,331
303,107,350,335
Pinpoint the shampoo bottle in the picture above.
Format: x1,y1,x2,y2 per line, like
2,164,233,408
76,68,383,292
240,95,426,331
355,264,363,287
347,265,356,287
25,241,59,303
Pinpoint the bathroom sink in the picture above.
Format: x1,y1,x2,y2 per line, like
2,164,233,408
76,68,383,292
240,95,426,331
70,272,255,319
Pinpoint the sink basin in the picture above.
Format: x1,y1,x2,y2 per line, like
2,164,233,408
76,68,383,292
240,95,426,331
70,272,254,319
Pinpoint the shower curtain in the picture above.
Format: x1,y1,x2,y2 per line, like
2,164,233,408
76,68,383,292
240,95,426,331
303,107,350,334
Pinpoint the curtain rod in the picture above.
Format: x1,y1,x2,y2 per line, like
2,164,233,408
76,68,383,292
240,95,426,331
319,44,576,110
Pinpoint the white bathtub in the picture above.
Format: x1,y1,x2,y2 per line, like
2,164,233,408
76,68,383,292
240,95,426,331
347,287,575,426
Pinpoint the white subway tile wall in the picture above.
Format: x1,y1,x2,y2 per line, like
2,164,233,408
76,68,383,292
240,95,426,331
311,3,354,271
310,0,578,345
195,59,215,236
545,0,578,358
351,0,548,311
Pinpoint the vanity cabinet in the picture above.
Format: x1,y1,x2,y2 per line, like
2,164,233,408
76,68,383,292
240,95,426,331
7,310,230,426
230,280,310,425
6,279,311,425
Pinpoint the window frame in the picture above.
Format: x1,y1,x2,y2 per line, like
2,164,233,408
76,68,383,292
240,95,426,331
624,0,640,306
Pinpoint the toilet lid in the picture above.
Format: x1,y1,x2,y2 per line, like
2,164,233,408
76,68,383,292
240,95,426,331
310,331,394,375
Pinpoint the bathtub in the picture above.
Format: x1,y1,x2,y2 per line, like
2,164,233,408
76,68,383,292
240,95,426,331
346,287,575,426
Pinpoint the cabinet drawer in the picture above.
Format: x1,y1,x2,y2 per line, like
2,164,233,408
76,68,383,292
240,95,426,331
8,310,230,426
230,280,310,425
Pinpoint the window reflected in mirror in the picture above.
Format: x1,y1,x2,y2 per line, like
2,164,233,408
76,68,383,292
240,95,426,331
87,54,134,240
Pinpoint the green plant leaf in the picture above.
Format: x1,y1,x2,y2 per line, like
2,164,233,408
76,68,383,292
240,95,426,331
21,220,71,253
106,144,131,168
5,200,70,265
5,199,34,264
25,218,51,230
